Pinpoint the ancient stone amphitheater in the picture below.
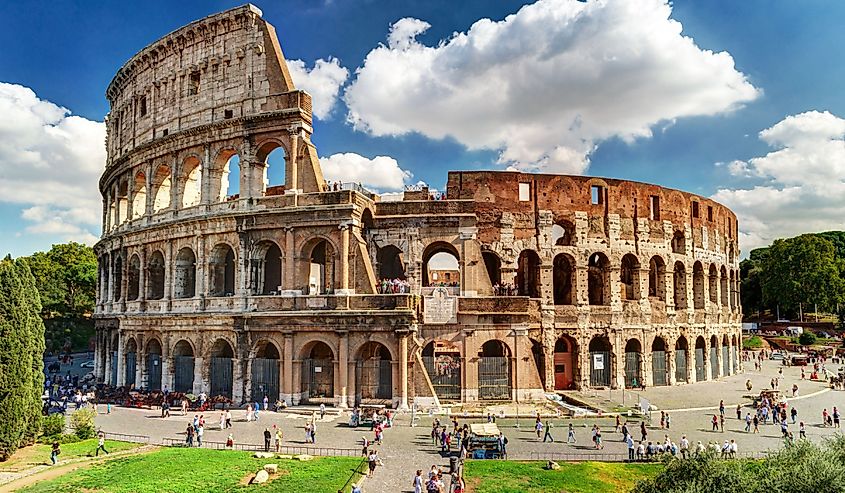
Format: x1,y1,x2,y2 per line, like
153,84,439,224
93,4,743,408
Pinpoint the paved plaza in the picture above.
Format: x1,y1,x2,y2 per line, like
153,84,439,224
85,358,845,493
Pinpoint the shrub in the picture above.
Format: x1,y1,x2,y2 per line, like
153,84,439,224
799,332,817,346
40,414,65,439
69,408,96,439
743,336,763,349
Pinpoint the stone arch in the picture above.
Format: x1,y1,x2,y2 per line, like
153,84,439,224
209,243,236,297
128,254,141,301
624,338,643,388
112,254,123,302
710,334,720,379
675,335,689,383
422,241,460,287
124,337,138,387
209,338,235,398
180,155,203,208
214,147,241,201
356,341,393,402
377,244,406,281
694,335,707,381
115,180,129,225
648,255,666,300
301,340,335,402
131,171,146,219
620,253,641,301
553,253,575,305
252,240,283,295
478,339,512,400
152,164,171,212
360,208,374,231
251,340,281,402
651,336,669,386
255,139,288,194
693,261,705,309
147,250,165,300
420,340,462,401
673,261,687,309
301,237,336,294
172,339,195,393
481,250,502,288
174,247,197,299
145,337,163,391
516,249,541,298
551,220,575,246
720,266,729,307
588,252,610,305
671,230,685,254
722,333,730,376
708,264,718,303
553,335,577,390
588,335,612,387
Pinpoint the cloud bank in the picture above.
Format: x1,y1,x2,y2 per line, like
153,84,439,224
288,57,349,120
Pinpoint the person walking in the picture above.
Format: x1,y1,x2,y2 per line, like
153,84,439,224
711,415,719,431
791,407,798,424
226,433,234,449
720,414,725,432
753,414,759,433
264,427,272,452
535,417,543,439
719,400,725,417
219,412,226,431
799,421,806,439
834,407,841,428
567,423,577,444
50,441,60,465
366,450,380,477
640,421,648,441
413,469,423,493
626,434,635,461
744,413,752,432
680,435,689,459
543,421,554,442
225,409,232,429
197,424,204,447
263,395,269,411
665,413,671,430
95,432,109,456
186,423,195,447
498,433,508,459
274,426,283,452
736,404,742,420
320,403,326,420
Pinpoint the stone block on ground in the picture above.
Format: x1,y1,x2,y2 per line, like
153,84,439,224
254,452,274,459
277,454,293,459
295,454,313,461
264,463,278,474
253,470,270,484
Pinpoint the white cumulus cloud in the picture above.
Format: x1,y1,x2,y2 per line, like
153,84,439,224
713,110,845,253
319,153,411,191
344,0,759,174
288,58,349,120
0,82,105,245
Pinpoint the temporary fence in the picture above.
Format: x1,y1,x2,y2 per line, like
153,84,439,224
160,437,359,456
525,450,774,462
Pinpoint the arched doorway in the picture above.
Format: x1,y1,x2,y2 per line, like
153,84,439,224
708,264,718,303
301,342,334,402
710,335,720,379
181,156,202,208
145,339,162,391
174,247,197,299
147,251,165,300
251,341,280,402
209,244,236,297
210,339,234,399
253,241,282,295
478,340,512,400
308,240,335,294
128,254,140,301
553,336,577,390
693,262,705,309
620,254,640,301
695,336,706,382
256,142,286,194
172,340,195,393
125,338,137,388
516,250,541,298
648,256,666,300
113,256,123,302
672,230,685,254
553,254,574,305
651,337,668,386
588,253,609,305
722,335,730,376
423,242,460,287
624,339,642,388
675,336,689,383
421,341,462,401
588,336,612,387
356,342,393,403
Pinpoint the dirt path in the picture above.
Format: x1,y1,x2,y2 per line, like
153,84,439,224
2,445,158,491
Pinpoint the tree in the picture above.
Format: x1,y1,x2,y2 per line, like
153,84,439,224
24,242,97,318
762,235,845,316
0,257,45,459
799,331,817,346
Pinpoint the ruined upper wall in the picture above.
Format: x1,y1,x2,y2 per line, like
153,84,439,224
104,4,307,166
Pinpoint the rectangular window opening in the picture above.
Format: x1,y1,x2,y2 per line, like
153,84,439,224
707,205,713,222
649,195,660,221
139,96,147,117
590,185,605,205
224,109,234,119
518,182,531,202
188,73,200,95
691,201,700,218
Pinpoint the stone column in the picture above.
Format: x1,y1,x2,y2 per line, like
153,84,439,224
145,163,154,219
201,145,211,206
170,155,179,213
282,333,293,405
398,332,409,410
104,333,113,385
116,332,126,386
93,329,102,381
667,348,676,385
284,227,295,292
347,360,356,408
164,241,173,303
196,235,207,298
338,332,349,408
286,132,299,192
337,223,351,294
106,252,114,304
138,248,147,303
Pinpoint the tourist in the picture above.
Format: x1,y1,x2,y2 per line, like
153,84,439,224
567,423,576,443
736,404,742,420
320,402,326,420
720,414,725,432
535,418,544,439
665,413,671,429
636,441,645,461
616,414,621,432
305,422,312,443
95,431,109,456
711,415,719,431
246,403,253,422
753,414,759,433
413,469,423,493
594,427,603,449
219,412,226,431
253,403,260,422
181,398,188,416
197,423,204,447
225,409,232,428
274,426,283,452
50,441,60,465
744,413,752,432
263,395,269,411
729,439,738,458
680,435,690,459
361,436,370,456
823,408,829,427
659,411,665,429
226,433,234,449
626,434,635,460
453,474,466,493
621,421,628,442
264,427,272,452
640,421,648,441
834,406,841,428
543,421,554,442
498,433,508,459
791,407,798,424
695,441,705,454
366,449,380,477
799,421,806,439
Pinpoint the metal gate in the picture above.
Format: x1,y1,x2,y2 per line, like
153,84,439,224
478,357,511,400
710,347,719,379
251,358,280,402
125,352,136,387
590,351,611,387
357,360,392,401
695,348,705,381
210,357,233,398
111,351,118,385
302,359,333,400
675,349,688,383
147,353,162,391
422,356,461,401
733,347,739,372
652,351,667,386
722,346,730,376
625,352,641,387
174,356,195,393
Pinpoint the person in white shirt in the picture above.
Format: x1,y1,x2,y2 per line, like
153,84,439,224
680,435,690,459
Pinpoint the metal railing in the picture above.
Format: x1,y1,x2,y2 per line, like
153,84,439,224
336,457,367,493
161,437,359,456
101,432,150,444
524,450,773,462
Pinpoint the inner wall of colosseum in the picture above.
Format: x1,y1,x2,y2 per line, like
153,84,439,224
93,5,742,409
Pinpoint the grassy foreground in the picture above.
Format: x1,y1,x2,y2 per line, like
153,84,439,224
18,447,364,493
1,439,141,473
463,460,661,493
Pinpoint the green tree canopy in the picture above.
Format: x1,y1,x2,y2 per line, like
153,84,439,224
24,242,97,319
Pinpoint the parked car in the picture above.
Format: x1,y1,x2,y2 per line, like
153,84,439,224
770,352,785,361
80,360,95,368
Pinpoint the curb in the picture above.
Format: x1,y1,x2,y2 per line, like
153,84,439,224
660,386,832,414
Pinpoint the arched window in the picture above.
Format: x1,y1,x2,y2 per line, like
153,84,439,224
671,230,685,254
181,156,202,208
302,341,334,400
145,339,163,391
174,247,196,299
720,266,729,307
112,255,123,302
423,242,460,288
588,252,609,305
253,241,283,295
708,264,718,303
624,339,642,388
553,254,574,305
516,250,541,298
673,261,687,309
209,244,236,297
131,171,147,219
128,254,140,301
256,142,287,195
551,220,575,246
215,150,241,202
309,240,335,294
115,180,129,224
648,256,666,300
172,340,195,393
695,336,707,381
693,261,705,309
675,336,689,383
651,337,668,386
152,165,171,212
620,254,640,301
588,336,612,387
377,245,405,280
147,251,165,300
252,341,280,402
209,339,235,398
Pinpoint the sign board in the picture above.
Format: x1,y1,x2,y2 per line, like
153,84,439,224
314,366,322,373
593,353,604,370
424,287,458,324
306,297,327,309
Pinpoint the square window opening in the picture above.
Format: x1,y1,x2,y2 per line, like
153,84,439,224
518,183,531,202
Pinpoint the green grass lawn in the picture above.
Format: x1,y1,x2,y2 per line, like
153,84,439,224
0,440,141,472
463,460,661,493
19,447,365,493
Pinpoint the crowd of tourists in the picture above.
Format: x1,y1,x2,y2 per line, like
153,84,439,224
492,283,518,296
377,278,411,294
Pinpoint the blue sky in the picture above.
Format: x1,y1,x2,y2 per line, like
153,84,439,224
1,0,844,257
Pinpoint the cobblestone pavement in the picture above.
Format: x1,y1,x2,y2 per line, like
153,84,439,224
89,359,845,493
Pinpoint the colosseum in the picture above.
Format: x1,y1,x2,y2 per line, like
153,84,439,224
93,4,743,409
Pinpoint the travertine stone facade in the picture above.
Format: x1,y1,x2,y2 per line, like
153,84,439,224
95,5,742,409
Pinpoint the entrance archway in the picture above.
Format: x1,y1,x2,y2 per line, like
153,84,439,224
301,341,334,402
356,342,393,403
172,340,195,393
421,341,462,401
588,253,609,305
588,336,612,387
125,338,137,388
478,340,511,400
174,247,197,299
145,339,162,391
624,339,642,388
209,339,234,399
147,251,165,300
209,244,236,297
553,254,574,305
722,335,730,376
423,242,460,287
651,337,668,386
377,245,406,281
516,250,541,298
675,336,689,383
553,336,577,390
251,341,280,402
710,335,720,379
308,240,335,294
695,336,706,382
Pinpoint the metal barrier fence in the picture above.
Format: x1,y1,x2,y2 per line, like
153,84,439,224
336,457,367,493
102,432,151,444
161,437,359,456
525,450,773,462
